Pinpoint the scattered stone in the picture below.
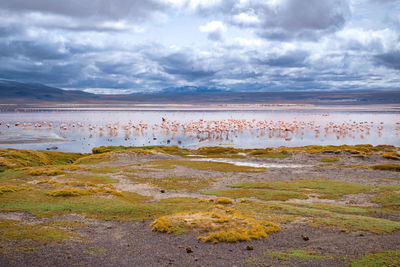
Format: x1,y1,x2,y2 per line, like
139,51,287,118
186,247,193,253
302,234,309,241
178,245,182,248
160,189,165,193
246,245,254,251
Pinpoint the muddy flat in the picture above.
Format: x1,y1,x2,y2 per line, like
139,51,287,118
0,145,400,266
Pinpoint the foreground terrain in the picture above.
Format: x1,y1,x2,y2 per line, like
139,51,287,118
0,145,400,266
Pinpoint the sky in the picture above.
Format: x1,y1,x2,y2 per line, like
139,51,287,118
0,0,399,94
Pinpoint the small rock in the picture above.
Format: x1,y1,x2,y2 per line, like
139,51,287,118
107,226,112,229
246,245,254,251
302,234,309,241
160,190,165,193
359,233,364,237
186,247,193,253
178,245,183,248
194,258,198,261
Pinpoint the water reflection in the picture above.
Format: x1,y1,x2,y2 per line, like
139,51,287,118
0,109,399,153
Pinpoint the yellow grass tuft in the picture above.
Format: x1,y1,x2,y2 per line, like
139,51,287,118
382,152,400,160
0,185,24,194
151,205,280,243
46,187,122,197
321,157,339,162
200,197,233,204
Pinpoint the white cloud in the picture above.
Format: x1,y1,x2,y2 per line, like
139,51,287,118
199,20,226,41
232,11,260,26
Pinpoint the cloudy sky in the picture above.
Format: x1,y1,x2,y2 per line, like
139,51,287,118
0,0,399,94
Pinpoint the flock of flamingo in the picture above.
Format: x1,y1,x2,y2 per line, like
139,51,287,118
1,116,400,144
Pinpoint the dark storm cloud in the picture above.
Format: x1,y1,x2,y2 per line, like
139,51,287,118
254,0,350,40
154,52,217,81
193,0,351,41
0,24,24,38
254,50,309,67
0,40,69,60
374,51,400,70
1,0,167,21
0,59,84,85
0,0,397,93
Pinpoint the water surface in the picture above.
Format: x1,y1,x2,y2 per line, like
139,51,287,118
0,108,399,153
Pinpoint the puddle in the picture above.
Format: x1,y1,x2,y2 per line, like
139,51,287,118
189,158,309,168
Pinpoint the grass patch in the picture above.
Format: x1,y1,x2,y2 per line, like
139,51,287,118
268,250,332,261
287,202,370,214
46,187,122,197
151,204,280,243
352,154,367,158
230,179,374,199
0,169,31,184
145,160,265,173
382,152,400,160
280,144,397,155
351,250,400,267
371,164,400,172
0,188,212,221
29,168,64,176
73,154,112,165
200,197,234,204
0,219,78,243
371,192,400,209
0,148,83,172
202,188,307,201
125,175,217,192
59,172,118,184
84,165,123,174
247,149,290,158
92,146,156,155
234,201,400,233
0,185,25,194
321,157,339,162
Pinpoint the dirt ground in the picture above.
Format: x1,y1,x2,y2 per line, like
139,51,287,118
1,149,400,266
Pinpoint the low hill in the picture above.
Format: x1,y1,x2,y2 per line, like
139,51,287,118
0,80,399,106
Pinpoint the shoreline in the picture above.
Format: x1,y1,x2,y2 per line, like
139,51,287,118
0,103,399,112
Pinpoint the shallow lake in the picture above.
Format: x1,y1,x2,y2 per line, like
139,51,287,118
0,108,399,153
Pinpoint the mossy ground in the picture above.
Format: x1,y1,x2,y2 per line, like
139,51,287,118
125,175,219,192
151,204,280,243
0,219,80,243
350,250,400,267
144,160,266,172
228,179,374,199
1,145,400,265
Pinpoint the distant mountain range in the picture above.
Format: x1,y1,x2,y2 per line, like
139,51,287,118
1,80,399,106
